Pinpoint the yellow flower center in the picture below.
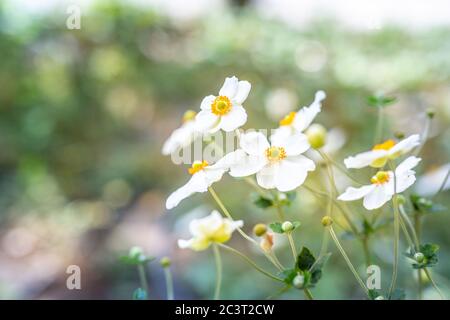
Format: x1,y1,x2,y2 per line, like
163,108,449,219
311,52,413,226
279,111,296,126
372,139,396,151
370,171,390,185
265,146,287,162
211,96,232,116
188,160,209,175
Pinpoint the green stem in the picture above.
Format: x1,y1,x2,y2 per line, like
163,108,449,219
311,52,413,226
213,244,222,300
218,244,284,282
414,212,423,300
286,232,297,262
163,267,174,300
423,268,446,300
374,105,384,145
303,288,314,300
328,226,369,297
362,237,372,267
137,264,149,296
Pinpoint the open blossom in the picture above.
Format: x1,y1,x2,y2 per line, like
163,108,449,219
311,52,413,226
271,90,326,141
224,131,315,192
195,76,251,133
344,134,420,169
166,158,229,210
162,110,199,156
415,163,450,196
338,156,421,210
178,210,243,251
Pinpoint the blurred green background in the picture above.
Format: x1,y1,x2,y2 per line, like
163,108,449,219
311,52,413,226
0,0,449,299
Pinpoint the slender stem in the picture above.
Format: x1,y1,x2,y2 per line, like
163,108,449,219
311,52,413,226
319,228,330,256
434,168,450,199
399,205,419,249
362,237,372,267
423,268,446,300
208,187,282,271
244,176,267,197
275,204,286,221
163,267,174,300
374,105,384,145
322,151,365,185
303,288,314,300
218,243,284,282
137,264,149,296
328,226,369,296
286,233,297,262
213,244,222,300
414,212,423,300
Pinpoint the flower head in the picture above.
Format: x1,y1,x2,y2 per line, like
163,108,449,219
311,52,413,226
165,157,230,210
178,211,243,251
162,110,199,156
338,156,421,210
195,76,251,133
224,131,315,192
271,90,326,141
344,134,420,169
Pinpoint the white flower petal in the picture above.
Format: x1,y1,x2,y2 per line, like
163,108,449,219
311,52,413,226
195,110,219,132
292,90,326,132
272,133,310,156
219,105,247,132
415,163,450,196
162,121,197,156
363,185,392,210
273,156,315,191
344,150,388,169
233,80,251,104
178,239,193,249
395,156,421,176
338,185,375,201
226,149,268,177
203,165,227,185
200,95,216,110
219,76,238,97
256,163,278,189
270,126,296,142
389,134,420,156
166,172,209,209
240,131,270,156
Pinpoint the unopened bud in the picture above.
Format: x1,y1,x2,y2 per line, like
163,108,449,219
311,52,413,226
160,256,171,268
375,295,385,300
293,274,305,289
426,108,435,119
183,110,197,122
260,233,274,252
414,252,425,263
253,223,267,237
397,195,406,205
281,221,294,232
321,216,333,227
306,124,327,149
394,131,405,139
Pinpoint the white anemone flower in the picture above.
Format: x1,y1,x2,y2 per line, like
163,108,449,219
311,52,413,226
166,158,229,210
271,90,326,141
224,131,315,192
415,163,450,196
162,110,199,156
338,156,421,210
195,76,251,133
178,210,243,251
344,134,420,169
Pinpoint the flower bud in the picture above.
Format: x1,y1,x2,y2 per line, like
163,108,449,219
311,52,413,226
183,110,197,122
306,124,327,149
394,131,405,139
414,252,425,263
321,216,333,227
293,274,305,289
375,295,385,300
260,233,274,252
281,221,294,232
426,108,435,119
396,195,406,205
253,223,267,237
160,256,171,268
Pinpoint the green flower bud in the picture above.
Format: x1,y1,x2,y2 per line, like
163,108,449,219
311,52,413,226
426,108,435,119
414,252,425,263
394,131,405,139
321,216,333,227
375,295,385,300
306,124,327,149
397,195,406,205
129,246,143,258
183,110,197,122
281,221,294,232
160,256,171,268
293,274,305,289
253,223,267,237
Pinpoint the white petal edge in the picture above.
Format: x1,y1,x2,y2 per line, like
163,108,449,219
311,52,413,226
219,76,238,97
338,185,375,201
219,105,247,132
240,131,270,156
344,150,388,169
233,80,251,104
166,172,209,209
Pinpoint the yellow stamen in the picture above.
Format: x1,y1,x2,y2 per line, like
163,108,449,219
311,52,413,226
182,110,197,122
372,139,396,151
188,160,209,175
370,171,390,185
279,111,296,126
211,96,232,116
265,146,287,162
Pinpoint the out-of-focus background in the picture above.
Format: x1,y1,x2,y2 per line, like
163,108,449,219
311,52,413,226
0,0,449,299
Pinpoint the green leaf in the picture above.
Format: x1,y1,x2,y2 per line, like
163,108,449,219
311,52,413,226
367,94,397,108
133,288,148,300
253,196,274,209
297,247,316,271
410,194,446,214
279,269,297,285
362,219,374,235
269,222,284,233
368,289,381,300
292,221,301,230
405,243,439,269
310,252,331,273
